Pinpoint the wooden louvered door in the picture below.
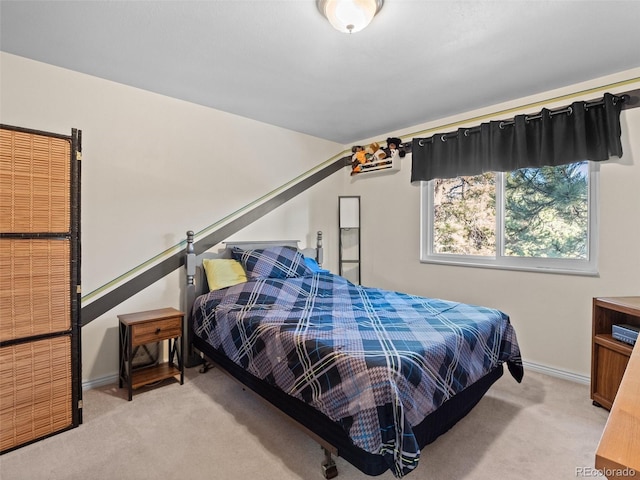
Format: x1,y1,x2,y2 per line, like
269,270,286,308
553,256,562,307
0,125,82,453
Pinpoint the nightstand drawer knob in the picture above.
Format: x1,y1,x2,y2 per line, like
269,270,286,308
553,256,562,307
155,328,161,334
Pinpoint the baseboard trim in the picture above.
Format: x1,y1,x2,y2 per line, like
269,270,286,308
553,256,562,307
522,360,590,385
82,373,118,391
81,361,590,392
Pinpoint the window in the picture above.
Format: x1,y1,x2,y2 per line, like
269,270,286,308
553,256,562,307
421,161,598,275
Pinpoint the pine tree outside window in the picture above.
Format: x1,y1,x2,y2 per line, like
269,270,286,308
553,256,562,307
421,161,598,275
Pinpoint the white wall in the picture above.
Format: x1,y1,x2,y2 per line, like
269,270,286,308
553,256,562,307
0,52,344,385
341,69,640,381
3,51,638,386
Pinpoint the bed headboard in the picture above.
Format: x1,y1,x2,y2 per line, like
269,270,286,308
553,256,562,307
183,230,323,367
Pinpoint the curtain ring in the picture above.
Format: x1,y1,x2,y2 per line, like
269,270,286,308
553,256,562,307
441,134,447,142
464,129,470,137
499,121,505,130
418,139,425,147
567,106,573,116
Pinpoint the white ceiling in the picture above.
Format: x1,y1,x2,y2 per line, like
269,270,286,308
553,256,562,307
1,0,640,144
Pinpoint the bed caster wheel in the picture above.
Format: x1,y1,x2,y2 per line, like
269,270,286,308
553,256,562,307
321,447,338,479
322,462,338,479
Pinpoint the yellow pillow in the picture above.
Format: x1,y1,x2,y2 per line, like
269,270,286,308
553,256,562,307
202,258,247,291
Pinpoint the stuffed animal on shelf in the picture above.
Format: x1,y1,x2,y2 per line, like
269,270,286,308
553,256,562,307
351,141,396,175
369,142,387,162
351,145,367,174
386,137,406,158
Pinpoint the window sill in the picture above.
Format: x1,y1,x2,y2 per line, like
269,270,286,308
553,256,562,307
420,256,599,277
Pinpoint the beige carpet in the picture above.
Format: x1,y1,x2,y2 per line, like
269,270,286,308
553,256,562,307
0,367,608,480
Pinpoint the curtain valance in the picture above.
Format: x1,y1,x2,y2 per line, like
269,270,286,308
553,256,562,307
411,92,626,182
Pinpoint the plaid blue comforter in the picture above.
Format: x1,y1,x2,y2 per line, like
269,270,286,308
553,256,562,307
193,272,523,477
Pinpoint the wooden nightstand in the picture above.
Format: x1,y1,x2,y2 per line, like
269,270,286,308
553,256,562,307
118,307,184,401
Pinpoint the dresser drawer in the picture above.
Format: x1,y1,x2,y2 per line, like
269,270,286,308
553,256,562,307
131,316,182,346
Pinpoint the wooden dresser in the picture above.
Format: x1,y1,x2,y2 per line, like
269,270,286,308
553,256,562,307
596,341,640,477
591,297,640,410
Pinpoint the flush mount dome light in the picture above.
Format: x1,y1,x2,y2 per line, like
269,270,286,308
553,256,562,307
317,0,384,34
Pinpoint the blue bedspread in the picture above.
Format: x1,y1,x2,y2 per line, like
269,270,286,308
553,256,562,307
193,272,523,477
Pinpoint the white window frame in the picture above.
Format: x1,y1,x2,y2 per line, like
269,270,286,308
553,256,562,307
420,162,600,276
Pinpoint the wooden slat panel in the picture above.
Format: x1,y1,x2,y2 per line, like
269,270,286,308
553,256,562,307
0,238,71,342
0,336,72,452
0,125,78,452
0,129,70,233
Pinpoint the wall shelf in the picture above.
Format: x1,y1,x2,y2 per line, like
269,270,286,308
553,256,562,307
350,151,401,177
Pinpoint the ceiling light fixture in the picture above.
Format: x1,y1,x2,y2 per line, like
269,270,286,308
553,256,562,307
317,0,384,34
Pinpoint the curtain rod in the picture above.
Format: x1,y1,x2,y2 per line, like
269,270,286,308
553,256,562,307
416,91,632,146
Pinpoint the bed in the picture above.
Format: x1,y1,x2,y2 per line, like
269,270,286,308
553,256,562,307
184,231,523,478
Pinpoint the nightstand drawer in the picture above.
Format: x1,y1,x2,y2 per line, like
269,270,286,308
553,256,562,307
131,316,182,346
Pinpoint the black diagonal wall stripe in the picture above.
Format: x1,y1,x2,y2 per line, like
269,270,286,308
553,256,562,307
81,156,348,325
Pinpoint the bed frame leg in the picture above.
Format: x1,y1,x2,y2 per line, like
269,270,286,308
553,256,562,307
321,447,338,479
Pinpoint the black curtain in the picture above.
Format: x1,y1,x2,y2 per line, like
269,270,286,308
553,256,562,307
411,92,625,182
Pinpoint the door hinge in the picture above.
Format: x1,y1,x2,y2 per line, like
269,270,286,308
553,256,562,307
76,151,82,161
77,285,82,294
78,400,83,409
